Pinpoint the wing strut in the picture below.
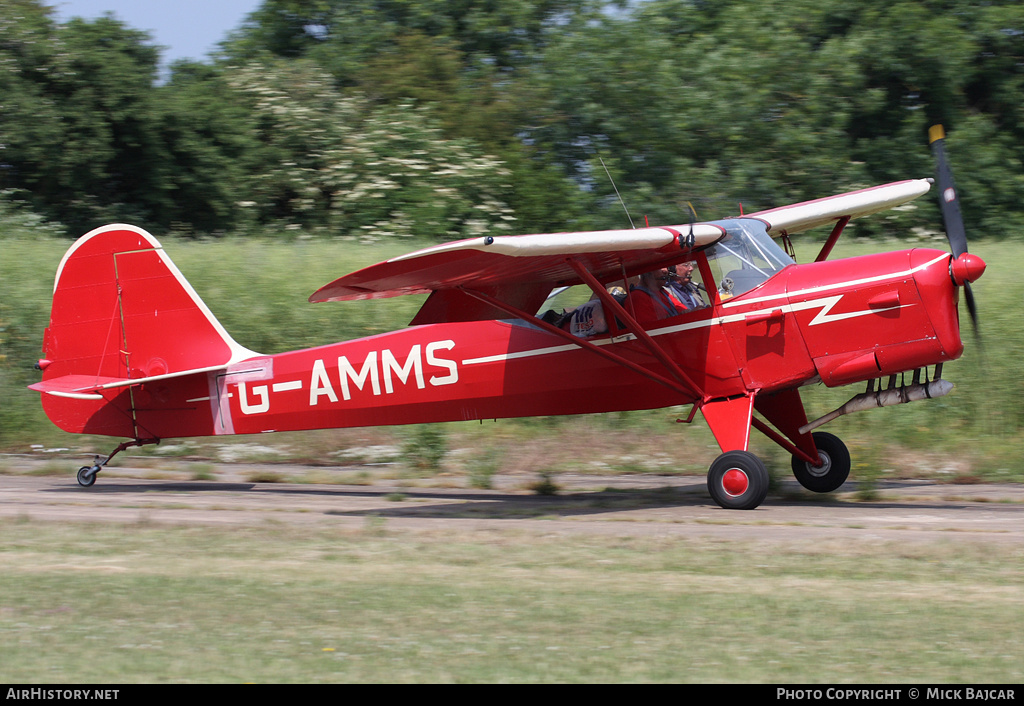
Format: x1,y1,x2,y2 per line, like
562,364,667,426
456,287,697,399
814,216,851,263
564,258,706,400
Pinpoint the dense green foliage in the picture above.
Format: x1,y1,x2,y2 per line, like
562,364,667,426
2,0,1023,237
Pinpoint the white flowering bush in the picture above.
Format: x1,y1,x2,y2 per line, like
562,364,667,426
228,61,516,241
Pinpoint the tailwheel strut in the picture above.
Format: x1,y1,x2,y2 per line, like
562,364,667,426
76,438,160,487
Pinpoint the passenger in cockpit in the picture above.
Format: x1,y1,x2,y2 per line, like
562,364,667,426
626,268,684,325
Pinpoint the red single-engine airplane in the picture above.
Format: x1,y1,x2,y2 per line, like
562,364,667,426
30,127,985,509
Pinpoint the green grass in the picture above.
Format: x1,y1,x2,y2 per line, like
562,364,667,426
0,519,1021,683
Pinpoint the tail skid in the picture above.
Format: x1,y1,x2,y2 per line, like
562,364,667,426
32,224,258,437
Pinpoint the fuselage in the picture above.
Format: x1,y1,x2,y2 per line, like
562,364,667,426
48,246,962,441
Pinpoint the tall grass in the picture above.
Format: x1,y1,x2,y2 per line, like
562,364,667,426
2,227,1020,480
1,237,66,444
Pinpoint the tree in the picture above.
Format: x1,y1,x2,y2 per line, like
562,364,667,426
221,0,600,76
0,6,165,233
153,61,262,233
4,0,1023,240
528,0,1024,235
227,60,517,240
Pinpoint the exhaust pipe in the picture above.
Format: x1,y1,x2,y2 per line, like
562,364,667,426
800,372,953,435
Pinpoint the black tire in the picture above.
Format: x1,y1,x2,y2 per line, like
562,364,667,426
77,466,98,488
791,431,851,493
707,451,769,510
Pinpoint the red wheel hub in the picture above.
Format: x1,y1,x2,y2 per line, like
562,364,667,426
722,468,749,497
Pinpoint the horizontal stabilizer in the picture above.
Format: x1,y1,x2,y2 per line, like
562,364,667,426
30,365,229,399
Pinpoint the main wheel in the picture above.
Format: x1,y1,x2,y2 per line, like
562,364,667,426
77,465,98,488
707,451,769,510
791,431,851,493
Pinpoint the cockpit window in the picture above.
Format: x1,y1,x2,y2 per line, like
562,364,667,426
703,219,794,299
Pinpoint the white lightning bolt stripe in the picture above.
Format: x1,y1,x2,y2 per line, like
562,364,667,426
462,293,914,366
463,296,913,366
648,295,913,335
462,343,579,365
788,295,912,326
461,333,640,365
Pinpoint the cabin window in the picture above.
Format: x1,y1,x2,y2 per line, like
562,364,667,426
537,280,630,337
703,219,794,299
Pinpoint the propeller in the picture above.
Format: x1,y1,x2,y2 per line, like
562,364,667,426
929,125,985,339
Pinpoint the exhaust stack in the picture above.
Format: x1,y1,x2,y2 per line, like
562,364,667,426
800,371,953,435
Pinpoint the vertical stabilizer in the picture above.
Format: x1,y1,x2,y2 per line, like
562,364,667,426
32,224,258,435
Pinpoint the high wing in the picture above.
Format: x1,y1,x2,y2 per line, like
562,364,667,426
309,224,727,324
310,224,727,302
309,179,932,325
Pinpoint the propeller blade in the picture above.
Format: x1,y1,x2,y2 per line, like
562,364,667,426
929,125,969,258
930,125,981,342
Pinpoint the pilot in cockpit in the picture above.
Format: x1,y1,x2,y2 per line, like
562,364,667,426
664,262,707,310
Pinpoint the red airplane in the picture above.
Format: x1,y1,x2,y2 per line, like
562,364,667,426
30,127,985,509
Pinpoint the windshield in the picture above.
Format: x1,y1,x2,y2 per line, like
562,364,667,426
703,219,794,299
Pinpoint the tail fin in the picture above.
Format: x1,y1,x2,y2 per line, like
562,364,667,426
31,224,258,435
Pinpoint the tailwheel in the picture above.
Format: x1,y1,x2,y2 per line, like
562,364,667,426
791,431,851,493
72,438,160,488
708,450,769,510
77,465,99,488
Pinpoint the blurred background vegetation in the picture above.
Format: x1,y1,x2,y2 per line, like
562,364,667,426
2,0,1022,476
3,0,1023,239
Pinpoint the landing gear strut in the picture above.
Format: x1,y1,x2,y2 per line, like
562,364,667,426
75,438,160,487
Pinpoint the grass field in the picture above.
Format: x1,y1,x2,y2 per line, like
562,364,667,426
1,519,1021,683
